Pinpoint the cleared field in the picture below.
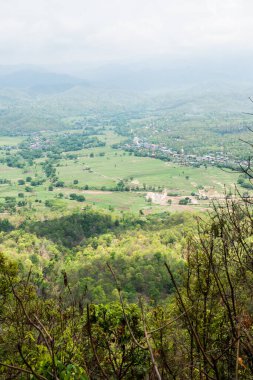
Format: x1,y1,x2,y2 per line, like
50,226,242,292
83,191,150,212
57,146,240,195
83,191,210,213
0,133,247,215
0,164,24,180
0,136,24,146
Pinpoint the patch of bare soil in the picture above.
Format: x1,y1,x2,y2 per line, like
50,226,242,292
198,187,223,199
146,191,199,207
131,179,140,186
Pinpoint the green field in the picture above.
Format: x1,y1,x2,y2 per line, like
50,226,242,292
0,136,25,146
57,145,239,193
0,131,247,216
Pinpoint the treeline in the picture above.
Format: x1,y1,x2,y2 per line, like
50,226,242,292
0,133,106,170
0,210,191,303
20,133,106,156
237,173,253,190
0,196,253,380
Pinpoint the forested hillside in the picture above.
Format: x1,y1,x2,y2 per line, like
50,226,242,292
1,191,253,379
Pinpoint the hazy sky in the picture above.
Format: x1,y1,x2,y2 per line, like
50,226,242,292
0,0,252,66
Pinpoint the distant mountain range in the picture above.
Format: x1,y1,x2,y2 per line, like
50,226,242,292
0,69,87,94
1,51,253,94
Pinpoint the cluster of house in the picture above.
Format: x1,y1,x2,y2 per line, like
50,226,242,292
125,137,244,167
29,136,51,150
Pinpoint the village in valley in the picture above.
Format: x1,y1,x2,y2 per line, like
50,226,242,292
121,136,246,168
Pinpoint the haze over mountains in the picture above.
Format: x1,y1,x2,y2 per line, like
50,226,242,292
0,69,87,94
0,69,252,123
1,50,253,94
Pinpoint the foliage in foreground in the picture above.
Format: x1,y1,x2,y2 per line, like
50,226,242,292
1,198,253,378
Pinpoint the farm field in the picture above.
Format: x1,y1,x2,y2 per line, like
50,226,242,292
57,145,240,194
0,131,248,217
0,136,24,146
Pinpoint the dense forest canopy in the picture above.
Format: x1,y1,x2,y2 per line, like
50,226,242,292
1,188,253,379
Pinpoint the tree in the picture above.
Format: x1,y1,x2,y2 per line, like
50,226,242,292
164,189,253,379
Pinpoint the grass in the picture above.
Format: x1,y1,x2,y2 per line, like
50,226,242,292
0,132,246,215
0,136,24,146
57,146,239,194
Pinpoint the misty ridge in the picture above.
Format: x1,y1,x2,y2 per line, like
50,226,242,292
1,51,253,111
1,51,253,89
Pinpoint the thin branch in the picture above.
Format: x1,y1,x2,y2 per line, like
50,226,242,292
164,262,217,372
0,362,39,377
148,306,194,334
86,304,110,380
139,297,161,380
106,263,147,350
9,281,52,355
17,344,48,380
